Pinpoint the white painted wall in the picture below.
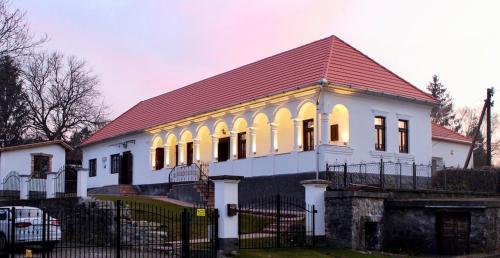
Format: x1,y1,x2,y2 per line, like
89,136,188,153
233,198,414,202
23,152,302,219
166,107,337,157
0,144,66,179
82,88,435,188
432,139,471,168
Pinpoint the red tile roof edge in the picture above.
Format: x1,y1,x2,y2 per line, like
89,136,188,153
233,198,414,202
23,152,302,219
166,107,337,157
431,123,473,145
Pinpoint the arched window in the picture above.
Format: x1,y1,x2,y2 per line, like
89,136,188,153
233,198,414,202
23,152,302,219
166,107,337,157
329,104,350,146
274,108,294,153
233,118,248,159
253,113,270,156
297,102,315,151
180,130,193,165
152,136,164,170
214,121,230,162
196,126,212,163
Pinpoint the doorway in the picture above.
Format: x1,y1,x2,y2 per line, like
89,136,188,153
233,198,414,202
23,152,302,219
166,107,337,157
218,137,230,162
437,212,470,255
119,151,133,184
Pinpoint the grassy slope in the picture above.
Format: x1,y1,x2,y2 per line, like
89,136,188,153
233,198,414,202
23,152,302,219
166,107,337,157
239,248,390,258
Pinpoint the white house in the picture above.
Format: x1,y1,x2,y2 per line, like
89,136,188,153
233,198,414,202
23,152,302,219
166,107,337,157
0,140,73,180
431,123,473,170
80,35,471,193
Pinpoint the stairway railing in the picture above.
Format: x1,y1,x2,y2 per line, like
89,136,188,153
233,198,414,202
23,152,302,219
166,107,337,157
168,162,209,190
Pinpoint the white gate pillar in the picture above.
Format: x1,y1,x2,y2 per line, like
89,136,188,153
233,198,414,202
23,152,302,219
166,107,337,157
46,172,57,199
211,175,243,254
77,167,89,198
301,179,329,243
19,175,30,200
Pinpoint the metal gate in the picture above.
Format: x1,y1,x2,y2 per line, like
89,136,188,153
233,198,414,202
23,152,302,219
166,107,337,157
0,200,218,258
238,194,316,249
0,172,20,199
54,166,77,198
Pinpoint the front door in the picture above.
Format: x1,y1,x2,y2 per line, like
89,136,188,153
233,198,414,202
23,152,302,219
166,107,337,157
119,151,133,184
218,137,230,162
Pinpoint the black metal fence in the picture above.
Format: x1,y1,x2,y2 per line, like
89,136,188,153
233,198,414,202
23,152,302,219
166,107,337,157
0,200,219,258
0,171,20,199
326,160,432,190
54,166,77,198
238,194,316,249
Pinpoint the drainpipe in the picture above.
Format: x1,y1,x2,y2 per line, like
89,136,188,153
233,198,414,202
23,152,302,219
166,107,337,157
315,79,328,180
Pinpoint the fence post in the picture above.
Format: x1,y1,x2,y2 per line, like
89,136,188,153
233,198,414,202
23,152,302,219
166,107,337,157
379,159,384,190
181,208,190,258
276,194,281,248
412,162,417,190
77,167,88,198
115,200,121,258
301,179,329,246
46,172,57,199
10,207,15,258
210,175,242,254
343,163,347,188
19,175,29,200
41,208,47,258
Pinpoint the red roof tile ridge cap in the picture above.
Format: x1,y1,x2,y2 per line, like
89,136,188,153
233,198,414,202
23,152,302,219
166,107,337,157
80,100,144,146
143,36,335,103
322,35,337,79
333,36,436,103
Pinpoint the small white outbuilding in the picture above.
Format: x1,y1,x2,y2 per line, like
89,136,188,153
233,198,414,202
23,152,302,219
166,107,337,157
0,140,73,180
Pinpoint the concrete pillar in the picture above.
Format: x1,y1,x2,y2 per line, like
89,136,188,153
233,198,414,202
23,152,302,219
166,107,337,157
293,118,302,151
164,144,170,167
149,147,155,169
270,123,278,154
248,127,256,157
46,172,57,199
77,167,88,198
19,175,29,200
230,131,237,160
212,135,219,162
321,112,330,145
301,179,330,242
193,139,200,163
178,141,185,165
211,175,243,254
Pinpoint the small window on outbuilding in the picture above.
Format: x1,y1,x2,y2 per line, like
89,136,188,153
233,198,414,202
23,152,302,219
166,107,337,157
32,154,52,179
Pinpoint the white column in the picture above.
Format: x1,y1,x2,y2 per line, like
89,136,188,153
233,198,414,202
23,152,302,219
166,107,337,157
248,127,256,157
212,135,219,162
270,123,278,154
212,175,242,253
321,112,329,145
193,139,200,163
293,118,302,151
230,131,237,160
301,179,329,237
178,141,185,165
46,172,57,199
77,168,88,198
19,175,29,200
164,144,170,168
150,147,155,169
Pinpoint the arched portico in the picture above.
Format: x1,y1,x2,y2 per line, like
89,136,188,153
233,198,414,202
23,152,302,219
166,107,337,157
273,107,294,154
151,135,164,170
180,130,194,165
166,133,178,168
296,102,316,151
252,113,270,156
196,126,212,163
329,104,350,146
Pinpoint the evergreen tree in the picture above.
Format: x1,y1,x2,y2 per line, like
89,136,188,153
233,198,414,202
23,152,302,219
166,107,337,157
0,55,27,147
427,75,460,131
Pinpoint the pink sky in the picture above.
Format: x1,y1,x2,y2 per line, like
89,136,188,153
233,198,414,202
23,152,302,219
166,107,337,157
15,0,500,121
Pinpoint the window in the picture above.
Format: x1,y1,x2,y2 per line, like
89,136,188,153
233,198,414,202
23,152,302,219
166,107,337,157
186,142,193,165
330,124,339,142
154,147,164,170
32,155,51,179
110,154,121,174
237,132,246,159
218,137,230,162
374,116,386,151
303,119,314,151
174,145,178,166
89,159,97,177
399,120,409,153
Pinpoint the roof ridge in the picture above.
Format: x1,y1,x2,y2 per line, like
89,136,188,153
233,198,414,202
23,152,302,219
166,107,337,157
322,35,336,79
332,36,436,102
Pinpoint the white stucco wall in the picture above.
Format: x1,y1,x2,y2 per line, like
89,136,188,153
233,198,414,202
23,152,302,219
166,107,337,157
0,144,67,179
431,139,471,168
82,87,434,188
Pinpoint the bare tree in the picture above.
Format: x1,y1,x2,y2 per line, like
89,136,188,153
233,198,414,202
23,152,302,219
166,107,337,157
0,0,46,57
22,51,107,141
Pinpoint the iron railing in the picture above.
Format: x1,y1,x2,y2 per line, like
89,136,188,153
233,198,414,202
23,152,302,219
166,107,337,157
0,171,20,199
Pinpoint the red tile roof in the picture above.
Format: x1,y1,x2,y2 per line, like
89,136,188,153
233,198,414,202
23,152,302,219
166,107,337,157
432,123,472,145
81,35,435,146
0,140,73,152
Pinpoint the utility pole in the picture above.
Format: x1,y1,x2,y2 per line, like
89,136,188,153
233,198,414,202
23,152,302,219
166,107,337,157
486,87,495,166
464,88,494,168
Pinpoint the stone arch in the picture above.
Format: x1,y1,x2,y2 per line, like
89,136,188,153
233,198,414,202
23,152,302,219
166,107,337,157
151,135,165,170
196,125,212,162
273,107,294,153
329,104,350,145
252,112,270,156
296,101,316,151
165,133,178,168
